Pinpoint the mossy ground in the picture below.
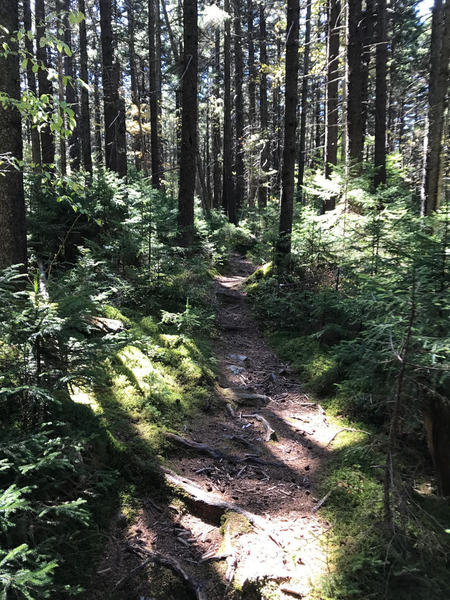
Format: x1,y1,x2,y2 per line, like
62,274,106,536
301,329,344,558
64,303,216,595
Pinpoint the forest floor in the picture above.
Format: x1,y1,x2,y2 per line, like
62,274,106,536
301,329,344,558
88,256,344,599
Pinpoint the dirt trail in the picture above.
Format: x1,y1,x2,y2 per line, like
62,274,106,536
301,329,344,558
90,256,340,599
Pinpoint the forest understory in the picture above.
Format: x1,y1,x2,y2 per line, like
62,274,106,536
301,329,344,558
1,0,449,598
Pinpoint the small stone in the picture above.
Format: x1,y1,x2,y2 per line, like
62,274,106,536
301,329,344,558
227,365,246,375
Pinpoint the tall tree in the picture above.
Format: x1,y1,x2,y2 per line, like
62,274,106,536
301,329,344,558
99,0,127,176
35,0,55,167
149,0,162,188
78,0,93,173
276,0,299,265
23,0,41,170
0,0,27,269
373,0,387,188
64,0,81,170
297,0,312,197
177,0,198,246
324,0,340,192
212,28,221,209
233,0,244,219
421,0,450,215
257,3,269,209
222,0,235,223
347,0,364,169
247,0,256,206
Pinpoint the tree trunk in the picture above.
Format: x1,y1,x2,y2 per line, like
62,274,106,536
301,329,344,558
276,0,299,267
94,63,103,165
347,0,364,169
177,0,198,246
212,28,221,209
247,0,256,206
297,0,312,197
258,3,269,210
23,0,41,170
149,0,161,188
64,0,81,170
78,0,93,173
35,0,55,167
360,0,374,153
233,0,244,219
0,0,27,269
421,0,450,215
324,0,340,192
222,0,235,223
99,0,127,176
374,0,387,189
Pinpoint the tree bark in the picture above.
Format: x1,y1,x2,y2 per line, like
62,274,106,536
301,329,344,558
421,0,450,215
23,0,41,170
276,0,299,266
149,0,162,188
373,0,388,189
99,0,127,176
212,28,221,209
297,0,312,197
233,0,244,219
35,0,55,167
64,0,81,171
177,0,198,246
258,3,269,210
247,0,256,206
324,0,340,190
222,0,235,223
347,0,364,169
78,0,93,173
0,0,27,269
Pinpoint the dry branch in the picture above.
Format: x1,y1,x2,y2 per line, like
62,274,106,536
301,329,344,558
325,427,370,447
242,414,277,442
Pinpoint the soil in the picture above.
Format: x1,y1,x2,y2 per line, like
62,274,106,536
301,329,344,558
87,255,340,600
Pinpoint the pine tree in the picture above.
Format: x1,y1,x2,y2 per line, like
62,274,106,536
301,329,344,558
0,0,27,269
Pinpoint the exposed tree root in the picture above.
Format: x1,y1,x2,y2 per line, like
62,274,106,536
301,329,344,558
165,433,281,467
163,467,266,528
115,549,206,600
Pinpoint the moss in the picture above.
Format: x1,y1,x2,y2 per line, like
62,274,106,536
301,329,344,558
266,333,338,396
245,262,273,292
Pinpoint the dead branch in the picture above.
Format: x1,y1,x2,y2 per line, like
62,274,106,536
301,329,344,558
242,414,277,442
325,427,370,447
312,488,334,513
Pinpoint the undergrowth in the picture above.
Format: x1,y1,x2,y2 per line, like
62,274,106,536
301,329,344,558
245,167,450,600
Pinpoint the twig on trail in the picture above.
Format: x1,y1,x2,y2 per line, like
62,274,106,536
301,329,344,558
144,497,162,513
288,415,310,422
166,433,228,459
115,550,207,599
280,586,303,598
312,488,334,513
242,414,277,442
226,403,236,417
325,427,371,447
200,552,230,562
224,434,260,454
